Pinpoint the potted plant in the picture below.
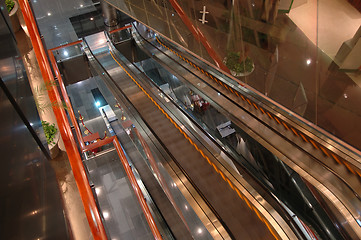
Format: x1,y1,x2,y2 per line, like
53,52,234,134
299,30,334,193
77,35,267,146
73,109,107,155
224,51,255,77
41,120,60,158
6,0,15,12
6,0,21,32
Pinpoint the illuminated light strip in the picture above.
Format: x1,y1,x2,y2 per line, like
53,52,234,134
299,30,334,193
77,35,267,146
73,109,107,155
343,162,356,174
300,133,309,143
155,38,360,177
252,103,259,110
290,128,299,136
331,153,342,165
320,147,330,157
109,50,280,240
281,122,290,130
259,107,266,115
274,117,281,125
309,139,319,150
267,112,274,120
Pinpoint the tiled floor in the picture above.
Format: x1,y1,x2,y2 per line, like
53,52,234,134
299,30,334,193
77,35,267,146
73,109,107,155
31,0,98,49
85,150,154,240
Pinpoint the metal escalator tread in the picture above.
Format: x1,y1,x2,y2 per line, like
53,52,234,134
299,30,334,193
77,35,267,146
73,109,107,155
110,69,275,239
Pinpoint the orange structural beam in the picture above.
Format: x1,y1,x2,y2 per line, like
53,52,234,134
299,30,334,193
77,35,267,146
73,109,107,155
17,0,107,239
109,25,132,34
167,0,229,72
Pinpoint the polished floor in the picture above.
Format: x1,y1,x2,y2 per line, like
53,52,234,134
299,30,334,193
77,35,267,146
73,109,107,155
14,25,91,240
289,0,360,59
49,152,94,240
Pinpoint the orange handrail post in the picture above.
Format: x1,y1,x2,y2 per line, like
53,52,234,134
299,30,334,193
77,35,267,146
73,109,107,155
17,0,107,239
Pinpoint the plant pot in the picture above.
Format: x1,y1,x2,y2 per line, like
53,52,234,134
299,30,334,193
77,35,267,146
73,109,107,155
223,56,255,77
9,1,21,32
230,62,255,77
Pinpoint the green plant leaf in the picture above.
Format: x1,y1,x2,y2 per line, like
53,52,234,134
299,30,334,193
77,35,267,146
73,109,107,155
41,120,58,145
6,0,15,13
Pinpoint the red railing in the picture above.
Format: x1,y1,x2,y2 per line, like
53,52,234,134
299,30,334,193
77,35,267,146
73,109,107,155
109,25,132,34
48,40,162,239
167,0,229,72
17,0,107,239
18,0,162,239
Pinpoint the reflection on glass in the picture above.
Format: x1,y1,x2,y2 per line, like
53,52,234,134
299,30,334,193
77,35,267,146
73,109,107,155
106,0,361,151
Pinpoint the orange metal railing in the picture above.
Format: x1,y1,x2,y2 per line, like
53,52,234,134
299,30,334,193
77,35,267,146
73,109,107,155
17,0,107,239
109,25,132,34
19,0,162,238
167,0,229,72
48,41,162,239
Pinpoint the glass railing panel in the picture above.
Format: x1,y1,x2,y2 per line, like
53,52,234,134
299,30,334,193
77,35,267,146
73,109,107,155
107,0,361,154
52,43,83,61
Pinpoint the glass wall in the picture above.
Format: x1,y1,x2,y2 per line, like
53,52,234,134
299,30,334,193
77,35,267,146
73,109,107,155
106,0,361,151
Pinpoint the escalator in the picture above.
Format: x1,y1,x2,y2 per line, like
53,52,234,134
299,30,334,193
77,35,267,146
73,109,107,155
127,24,361,239
82,31,306,239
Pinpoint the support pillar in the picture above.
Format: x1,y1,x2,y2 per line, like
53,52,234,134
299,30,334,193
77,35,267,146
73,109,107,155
100,0,121,42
